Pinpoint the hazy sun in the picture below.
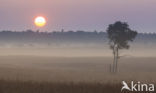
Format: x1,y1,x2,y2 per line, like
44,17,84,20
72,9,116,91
34,16,46,27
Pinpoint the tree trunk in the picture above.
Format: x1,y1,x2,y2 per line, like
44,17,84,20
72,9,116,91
112,44,119,73
115,47,119,72
112,45,119,73
113,49,116,73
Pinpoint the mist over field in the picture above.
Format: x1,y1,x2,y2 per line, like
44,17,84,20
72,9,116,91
0,30,155,83
0,30,155,57
0,30,155,93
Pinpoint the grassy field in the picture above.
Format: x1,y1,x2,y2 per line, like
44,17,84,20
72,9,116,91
0,56,156,82
0,48,156,93
0,80,120,93
0,80,155,93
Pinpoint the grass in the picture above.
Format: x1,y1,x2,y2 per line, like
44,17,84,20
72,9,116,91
0,80,155,93
0,79,119,93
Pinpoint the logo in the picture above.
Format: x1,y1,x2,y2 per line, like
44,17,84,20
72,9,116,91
121,81,155,92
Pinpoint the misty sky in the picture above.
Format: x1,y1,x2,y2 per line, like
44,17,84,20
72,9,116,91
0,0,156,32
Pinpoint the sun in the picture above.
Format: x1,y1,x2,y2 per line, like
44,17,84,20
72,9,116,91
34,16,46,27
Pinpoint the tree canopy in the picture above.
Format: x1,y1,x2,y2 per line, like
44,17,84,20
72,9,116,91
107,21,137,50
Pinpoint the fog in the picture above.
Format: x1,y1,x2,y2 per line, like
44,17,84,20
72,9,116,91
0,31,155,83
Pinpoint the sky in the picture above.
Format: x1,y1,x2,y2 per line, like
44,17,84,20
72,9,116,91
0,0,156,32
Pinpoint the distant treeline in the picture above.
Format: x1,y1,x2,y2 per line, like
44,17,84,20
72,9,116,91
0,30,155,47
0,30,107,44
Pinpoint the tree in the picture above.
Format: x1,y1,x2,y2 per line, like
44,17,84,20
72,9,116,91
106,21,137,73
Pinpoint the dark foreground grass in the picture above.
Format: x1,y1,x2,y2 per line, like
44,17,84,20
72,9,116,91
0,80,155,93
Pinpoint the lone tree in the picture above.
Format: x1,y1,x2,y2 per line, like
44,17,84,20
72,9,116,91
106,21,137,73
